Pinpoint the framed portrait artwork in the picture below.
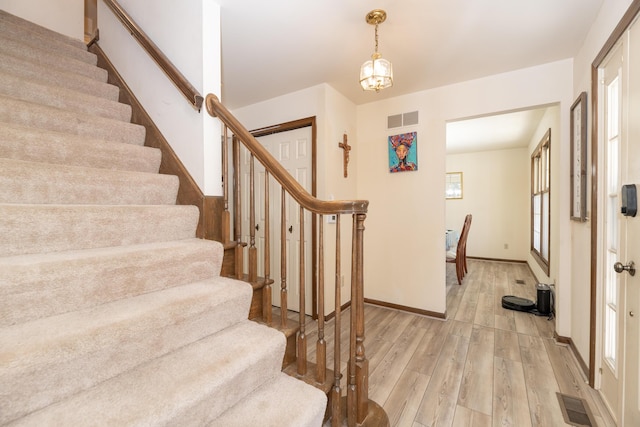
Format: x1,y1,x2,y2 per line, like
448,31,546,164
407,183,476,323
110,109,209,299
570,92,587,221
388,132,418,173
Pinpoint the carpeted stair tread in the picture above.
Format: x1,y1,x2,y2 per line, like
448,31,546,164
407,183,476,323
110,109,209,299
0,11,326,427
6,320,287,427
0,158,178,205
0,9,87,50
0,123,159,172
0,71,132,121
0,204,200,256
0,53,120,101
211,373,328,427
0,95,146,144
0,279,254,424
0,37,107,82
0,238,226,327
0,19,97,65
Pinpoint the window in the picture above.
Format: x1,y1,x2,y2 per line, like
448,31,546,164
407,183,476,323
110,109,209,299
531,129,550,275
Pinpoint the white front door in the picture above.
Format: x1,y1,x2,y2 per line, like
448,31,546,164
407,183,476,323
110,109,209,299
240,126,313,314
621,15,640,426
597,14,640,426
597,38,623,421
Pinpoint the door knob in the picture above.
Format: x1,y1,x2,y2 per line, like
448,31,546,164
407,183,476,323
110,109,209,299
288,226,293,233
630,311,635,317
255,224,260,231
614,261,636,276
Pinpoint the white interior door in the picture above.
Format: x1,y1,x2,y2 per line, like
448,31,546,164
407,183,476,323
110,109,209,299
240,127,313,314
597,15,640,426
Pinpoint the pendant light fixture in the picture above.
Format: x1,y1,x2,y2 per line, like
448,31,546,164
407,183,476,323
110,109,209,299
359,9,393,92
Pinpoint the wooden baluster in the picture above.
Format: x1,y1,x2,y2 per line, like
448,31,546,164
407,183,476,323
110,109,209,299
353,213,368,424
232,136,243,279
347,214,360,427
263,170,272,324
331,214,342,427
221,126,230,243
280,187,288,328
248,154,257,282
297,206,307,375
316,215,326,385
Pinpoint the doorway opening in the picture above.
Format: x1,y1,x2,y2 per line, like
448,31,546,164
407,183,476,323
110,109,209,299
444,106,557,301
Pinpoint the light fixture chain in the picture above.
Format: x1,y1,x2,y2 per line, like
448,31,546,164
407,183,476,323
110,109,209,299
374,23,379,53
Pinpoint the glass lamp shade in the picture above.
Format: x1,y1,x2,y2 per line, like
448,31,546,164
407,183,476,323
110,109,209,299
359,54,393,92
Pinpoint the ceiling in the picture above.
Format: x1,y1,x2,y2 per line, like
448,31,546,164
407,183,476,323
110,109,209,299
446,107,549,154
216,0,603,110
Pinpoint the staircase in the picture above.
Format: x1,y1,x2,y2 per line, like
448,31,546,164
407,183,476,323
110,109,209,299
0,9,326,426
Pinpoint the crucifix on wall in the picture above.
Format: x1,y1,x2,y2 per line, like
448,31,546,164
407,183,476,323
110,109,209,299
338,133,351,178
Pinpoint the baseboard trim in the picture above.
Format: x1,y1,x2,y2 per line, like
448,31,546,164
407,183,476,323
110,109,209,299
555,332,589,378
468,256,527,264
364,298,446,319
323,301,352,322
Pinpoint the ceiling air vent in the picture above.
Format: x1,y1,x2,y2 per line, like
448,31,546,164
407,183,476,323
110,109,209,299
387,111,419,129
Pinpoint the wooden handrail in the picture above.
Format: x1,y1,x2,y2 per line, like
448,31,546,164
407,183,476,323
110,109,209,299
206,94,368,215
102,0,204,111
206,92,388,426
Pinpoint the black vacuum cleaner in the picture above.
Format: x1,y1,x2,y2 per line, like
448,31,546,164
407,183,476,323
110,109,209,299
502,283,552,317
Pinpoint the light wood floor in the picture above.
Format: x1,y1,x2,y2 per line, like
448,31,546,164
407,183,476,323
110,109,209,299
300,259,617,427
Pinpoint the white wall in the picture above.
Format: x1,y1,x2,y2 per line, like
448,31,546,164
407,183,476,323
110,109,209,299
0,0,84,40
357,60,573,323
446,147,530,261
232,83,359,315
97,0,222,195
570,0,634,366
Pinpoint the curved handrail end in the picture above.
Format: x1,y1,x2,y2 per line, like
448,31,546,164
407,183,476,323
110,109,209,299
206,93,220,117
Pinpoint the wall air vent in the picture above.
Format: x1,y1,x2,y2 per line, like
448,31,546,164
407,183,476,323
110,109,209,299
403,111,419,126
387,111,419,128
387,114,402,128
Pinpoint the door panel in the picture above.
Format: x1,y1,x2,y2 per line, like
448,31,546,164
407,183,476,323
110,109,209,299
240,127,313,314
597,15,640,425
599,43,623,419
622,15,640,426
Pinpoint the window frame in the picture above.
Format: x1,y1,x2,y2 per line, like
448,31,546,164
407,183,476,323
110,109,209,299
531,129,551,275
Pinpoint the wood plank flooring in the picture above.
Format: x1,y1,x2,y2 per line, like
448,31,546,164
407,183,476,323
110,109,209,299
298,259,617,427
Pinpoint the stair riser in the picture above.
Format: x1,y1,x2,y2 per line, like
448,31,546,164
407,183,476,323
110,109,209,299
0,39,107,82
0,71,132,122
0,239,225,327
0,280,254,424
0,22,97,65
0,124,159,173
0,96,146,145
0,158,178,205
0,204,199,256
8,322,286,426
0,54,120,101
0,10,87,50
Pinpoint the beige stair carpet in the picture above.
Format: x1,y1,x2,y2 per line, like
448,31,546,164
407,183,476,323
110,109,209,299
0,8,326,427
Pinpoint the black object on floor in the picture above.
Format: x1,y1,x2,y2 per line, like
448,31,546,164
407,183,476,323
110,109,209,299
501,295,535,312
556,392,596,426
502,283,553,317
